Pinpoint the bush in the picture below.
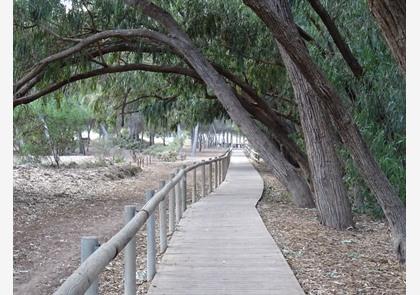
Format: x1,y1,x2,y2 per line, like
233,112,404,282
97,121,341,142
143,138,182,162
14,98,93,166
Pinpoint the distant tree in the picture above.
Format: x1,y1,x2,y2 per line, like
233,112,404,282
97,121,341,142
14,98,92,166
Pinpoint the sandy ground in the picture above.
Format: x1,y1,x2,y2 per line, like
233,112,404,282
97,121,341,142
254,161,406,295
13,147,225,295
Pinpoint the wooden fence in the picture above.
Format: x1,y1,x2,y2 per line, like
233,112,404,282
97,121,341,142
54,148,232,295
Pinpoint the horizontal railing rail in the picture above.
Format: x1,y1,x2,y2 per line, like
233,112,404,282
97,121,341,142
54,147,233,295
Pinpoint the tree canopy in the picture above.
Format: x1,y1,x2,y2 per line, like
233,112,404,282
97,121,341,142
13,0,405,259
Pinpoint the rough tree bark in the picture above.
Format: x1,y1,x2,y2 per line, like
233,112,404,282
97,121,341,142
367,0,405,73
244,0,406,263
278,43,353,229
126,0,315,208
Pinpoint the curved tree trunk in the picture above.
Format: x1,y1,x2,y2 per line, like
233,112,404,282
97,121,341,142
128,0,315,208
278,43,353,229
367,0,405,73
244,0,405,263
236,92,311,179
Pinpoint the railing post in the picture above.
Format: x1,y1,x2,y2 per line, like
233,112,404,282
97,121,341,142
175,169,181,223
168,173,176,233
220,157,223,183
146,190,156,282
218,158,221,187
209,158,213,192
181,165,187,211
224,157,227,180
124,205,137,295
223,154,230,181
222,157,226,181
158,181,168,254
220,157,223,182
201,160,206,197
215,159,219,188
192,164,197,203
81,236,99,295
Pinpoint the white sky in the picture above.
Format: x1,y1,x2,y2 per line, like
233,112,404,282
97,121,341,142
60,0,73,12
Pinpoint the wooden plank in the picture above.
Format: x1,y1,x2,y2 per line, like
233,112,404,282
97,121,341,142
147,150,304,295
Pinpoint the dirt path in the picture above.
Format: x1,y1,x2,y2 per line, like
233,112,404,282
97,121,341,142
253,161,406,295
13,148,225,295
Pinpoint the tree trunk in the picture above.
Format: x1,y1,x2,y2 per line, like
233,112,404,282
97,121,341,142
149,132,154,146
222,130,226,146
307,0,363,78
78,131,86,155
39,115,60,167
198,134,203,152
351,184,365,212
191,123,199,157
120,88,131,128
211,124,218,146
130,0,315,208
367,0,405,73
236,92,311,179
244,0,405,263
177,124,184,157
278,43,353,229
99,123,109,141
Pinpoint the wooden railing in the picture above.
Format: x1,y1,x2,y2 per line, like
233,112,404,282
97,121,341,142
244,144,263,163
54,148,232,295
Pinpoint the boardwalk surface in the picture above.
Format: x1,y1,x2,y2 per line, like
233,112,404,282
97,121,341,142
147,150,304,295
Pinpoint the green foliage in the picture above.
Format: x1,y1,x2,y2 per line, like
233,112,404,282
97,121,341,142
292,0,405,215
143,138,182,161
14,97,93,162
113,136,146,151
13,0,405,217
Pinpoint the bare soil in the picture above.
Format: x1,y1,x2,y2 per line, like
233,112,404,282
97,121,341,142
254,161,406,295
13,148,224,295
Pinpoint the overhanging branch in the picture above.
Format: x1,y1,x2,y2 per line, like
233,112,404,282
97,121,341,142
14,28,173,93
13,63,198,107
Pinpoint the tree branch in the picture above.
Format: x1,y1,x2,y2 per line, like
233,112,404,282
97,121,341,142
114,93,178,110
40,24,83,42
306,0,363,78
14,28,173,93
13,63,199,107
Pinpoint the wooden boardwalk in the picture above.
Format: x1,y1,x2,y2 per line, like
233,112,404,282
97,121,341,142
147,150,304,295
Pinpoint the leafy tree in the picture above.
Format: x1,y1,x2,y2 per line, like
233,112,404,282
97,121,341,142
14,97,93,166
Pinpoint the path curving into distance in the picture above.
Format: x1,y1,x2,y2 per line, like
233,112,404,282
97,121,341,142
147,149,305,295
